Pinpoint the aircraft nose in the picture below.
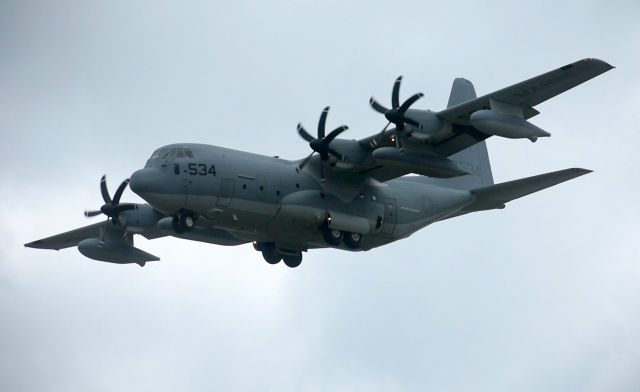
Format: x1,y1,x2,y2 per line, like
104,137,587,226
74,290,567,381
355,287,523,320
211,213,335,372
129,168,162,196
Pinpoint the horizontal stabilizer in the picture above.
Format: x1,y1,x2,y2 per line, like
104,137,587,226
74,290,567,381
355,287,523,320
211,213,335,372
461,168,591,213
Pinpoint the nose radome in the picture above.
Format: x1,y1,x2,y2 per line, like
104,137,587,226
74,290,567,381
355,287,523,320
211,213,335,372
129,168,161,195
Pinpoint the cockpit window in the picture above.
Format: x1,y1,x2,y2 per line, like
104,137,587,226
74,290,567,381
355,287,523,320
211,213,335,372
174,148,194,158
149,147,193,160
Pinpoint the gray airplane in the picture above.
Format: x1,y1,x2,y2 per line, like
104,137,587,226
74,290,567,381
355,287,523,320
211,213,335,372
26,58,613,268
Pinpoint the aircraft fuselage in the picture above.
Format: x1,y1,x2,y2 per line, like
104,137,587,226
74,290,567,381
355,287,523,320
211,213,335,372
129,143,474,253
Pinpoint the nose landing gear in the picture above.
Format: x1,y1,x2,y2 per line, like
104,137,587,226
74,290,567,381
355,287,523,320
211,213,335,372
254,242,303,268
282,253,302,268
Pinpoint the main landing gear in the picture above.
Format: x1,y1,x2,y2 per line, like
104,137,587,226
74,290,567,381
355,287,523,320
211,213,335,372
254,242,303,268
321,223,362,249
172,210,196,234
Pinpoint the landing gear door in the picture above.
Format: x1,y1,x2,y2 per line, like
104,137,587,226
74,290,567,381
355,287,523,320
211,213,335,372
381,198,397,236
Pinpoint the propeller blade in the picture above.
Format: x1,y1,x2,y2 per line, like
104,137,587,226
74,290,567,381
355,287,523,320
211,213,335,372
318,106,330,139
115,204,136,213
399,92,424,113
112,179,130,205
369,97,389,114
84,210,102,217
297,123,315,142
392,76,402,109
100,175,112,204
324,125,348,144
297,106,349,168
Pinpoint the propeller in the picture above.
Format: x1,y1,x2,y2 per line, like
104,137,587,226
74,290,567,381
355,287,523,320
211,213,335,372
370,76,424,132
84,175,135,225
297,106,349,169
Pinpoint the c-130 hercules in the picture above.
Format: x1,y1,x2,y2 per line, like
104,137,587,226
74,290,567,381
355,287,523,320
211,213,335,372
26,59,613,268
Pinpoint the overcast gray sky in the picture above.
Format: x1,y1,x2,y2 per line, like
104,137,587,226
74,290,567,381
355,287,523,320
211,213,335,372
1,0,639,391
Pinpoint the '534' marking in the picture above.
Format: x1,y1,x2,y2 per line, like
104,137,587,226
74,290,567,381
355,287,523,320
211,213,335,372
187,163,216,176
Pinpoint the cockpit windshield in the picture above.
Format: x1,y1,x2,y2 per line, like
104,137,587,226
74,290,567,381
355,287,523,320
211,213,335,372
149,147,194,160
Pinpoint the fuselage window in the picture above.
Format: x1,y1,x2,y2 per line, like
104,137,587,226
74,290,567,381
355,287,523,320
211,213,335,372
173,163,180,175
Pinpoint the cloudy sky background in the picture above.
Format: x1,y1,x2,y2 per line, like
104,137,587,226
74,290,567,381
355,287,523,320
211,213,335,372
1,0,639,390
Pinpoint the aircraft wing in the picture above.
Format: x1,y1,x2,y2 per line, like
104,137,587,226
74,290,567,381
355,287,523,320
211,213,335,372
25,221,110,250
437,58,614,126
24,221,169,250
426,58,613,158
354,58,612,181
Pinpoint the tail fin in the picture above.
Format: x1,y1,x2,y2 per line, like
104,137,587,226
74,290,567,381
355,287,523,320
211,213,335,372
447,78,477,108
417,78,494,190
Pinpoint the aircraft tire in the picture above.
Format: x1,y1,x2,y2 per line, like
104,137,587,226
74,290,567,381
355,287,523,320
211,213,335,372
172,217,186,234
343,232,362,249
179,212,196,230
321,224,343,246
283,253,302,268
262,245,281,265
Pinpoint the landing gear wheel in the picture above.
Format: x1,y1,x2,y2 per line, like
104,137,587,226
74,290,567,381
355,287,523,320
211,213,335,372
283,252,302,268
180,214,195,229
321,223,343,246
261,244,281,265
343,232,362,249
173,211,196,234
172,217,185,234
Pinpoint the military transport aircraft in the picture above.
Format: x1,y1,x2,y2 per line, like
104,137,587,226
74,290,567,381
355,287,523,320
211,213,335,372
26,58,613,268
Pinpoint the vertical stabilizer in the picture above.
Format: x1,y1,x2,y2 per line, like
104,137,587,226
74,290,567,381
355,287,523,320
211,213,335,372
412,78,494,190
444,78,493,189
447,78,477,108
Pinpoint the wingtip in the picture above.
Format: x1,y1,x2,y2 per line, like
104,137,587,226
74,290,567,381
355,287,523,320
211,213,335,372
570,168,593,176
582,58,615,70
24,240,42,249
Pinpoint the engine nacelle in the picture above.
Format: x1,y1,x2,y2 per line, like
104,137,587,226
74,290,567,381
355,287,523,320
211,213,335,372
372,147,469,178
404,109,452,139
78,238,159,266
470,110,550,142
